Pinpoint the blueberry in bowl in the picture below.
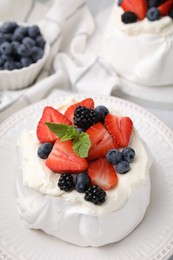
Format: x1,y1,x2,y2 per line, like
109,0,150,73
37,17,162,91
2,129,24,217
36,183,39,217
0,21,49,90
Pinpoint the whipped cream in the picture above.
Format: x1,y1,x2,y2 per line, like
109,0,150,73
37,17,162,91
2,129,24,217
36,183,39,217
113,4,173,36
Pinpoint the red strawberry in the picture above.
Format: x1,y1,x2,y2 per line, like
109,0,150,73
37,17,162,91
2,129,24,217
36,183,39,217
64,98,94,123
46,138,88,173
37,106,71,143
105,114,133,147
88,158,118,190
120,0,148,20
158,0,173,16
86,122,118,161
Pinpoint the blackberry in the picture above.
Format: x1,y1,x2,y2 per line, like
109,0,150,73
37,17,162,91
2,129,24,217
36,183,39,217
74,106,100,130
84,185,106,205
58,174,74,192
121,12,138,24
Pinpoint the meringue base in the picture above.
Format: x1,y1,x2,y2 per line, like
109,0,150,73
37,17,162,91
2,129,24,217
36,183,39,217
16,170,150,247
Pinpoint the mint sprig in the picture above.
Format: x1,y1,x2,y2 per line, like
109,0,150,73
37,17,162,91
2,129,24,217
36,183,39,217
45,123,91,158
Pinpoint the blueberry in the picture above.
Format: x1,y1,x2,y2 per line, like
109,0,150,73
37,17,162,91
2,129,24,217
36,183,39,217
37,142,53,159
20,57,32,67
147,7,161,21
35,35,45,49
22,37,35,48
116,161,130,174
0,33,5,44
12,26,28,41
31,46,44,62
0,42,13,54
15,61,22,69
122,147,135,163
1,21,18,33
17,44,32,57
28,25,41,39
106,149,122,165
3,61,16,70
1,54,13,62
95,105,109,123
0,57,5,66
11,41,20,54
75,173,90,193
3,33,13,42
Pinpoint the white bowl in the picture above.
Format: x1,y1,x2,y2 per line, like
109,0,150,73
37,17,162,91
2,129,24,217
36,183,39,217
0,42,49,91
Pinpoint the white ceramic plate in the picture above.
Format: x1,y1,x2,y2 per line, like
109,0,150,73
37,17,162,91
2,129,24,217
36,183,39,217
0,95,173,260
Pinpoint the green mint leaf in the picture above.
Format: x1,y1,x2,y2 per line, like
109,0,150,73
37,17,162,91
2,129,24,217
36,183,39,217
45,123,69,137
46,122,91,158
73,132,91,158
60,126,79,141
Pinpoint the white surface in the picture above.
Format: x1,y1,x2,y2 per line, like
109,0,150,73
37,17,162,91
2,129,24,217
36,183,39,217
0,94,173,259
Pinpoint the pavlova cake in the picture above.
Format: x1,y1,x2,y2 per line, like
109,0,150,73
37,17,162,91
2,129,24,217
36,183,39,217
102,0,173,87
16,97,151,247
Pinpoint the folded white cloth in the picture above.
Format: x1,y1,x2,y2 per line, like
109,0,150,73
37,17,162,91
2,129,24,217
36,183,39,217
0,0,119,122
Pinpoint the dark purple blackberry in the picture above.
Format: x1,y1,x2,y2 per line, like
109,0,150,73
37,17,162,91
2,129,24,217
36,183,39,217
58,174,74,192
74,106,100,130
121,11,138,24
84,185,106,205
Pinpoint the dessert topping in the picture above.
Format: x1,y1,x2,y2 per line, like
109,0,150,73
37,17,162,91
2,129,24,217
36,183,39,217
84,185,106,205
37,142,53,159
45,138,88,173
64,98,94,123
121,11,138,23
119,0,173,23
122,147,135,163
36,106,71,144
36,98,136,204
105,114,133,147
58,173,75,192
75,173,90,193
86,122,118,161
119,0,148,20
88,158,118,190
74,106,100,131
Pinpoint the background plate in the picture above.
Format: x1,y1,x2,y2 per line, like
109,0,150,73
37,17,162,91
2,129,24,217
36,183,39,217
0,94,173,260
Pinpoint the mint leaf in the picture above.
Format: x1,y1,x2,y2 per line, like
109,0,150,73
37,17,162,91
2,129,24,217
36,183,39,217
46,122,91,158
45,123,69,137
73,132,91,158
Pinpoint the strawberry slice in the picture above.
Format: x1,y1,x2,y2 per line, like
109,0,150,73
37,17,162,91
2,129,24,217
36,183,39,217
120,0,148,20
46,138,88,173
88,158,118,190
37,106,71,143
86,122,118,161
104,114,133,147
64,98,94,124
158,0,173,16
